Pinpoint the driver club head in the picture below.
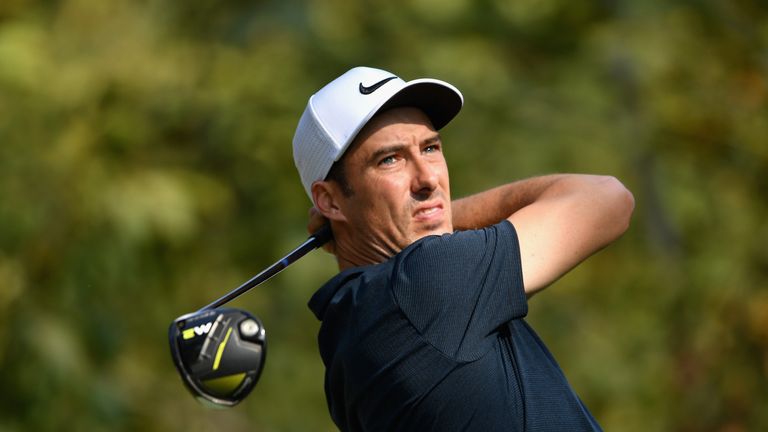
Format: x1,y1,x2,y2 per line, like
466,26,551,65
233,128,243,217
169,308,266,407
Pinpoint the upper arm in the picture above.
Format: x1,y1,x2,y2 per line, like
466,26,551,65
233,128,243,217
508,175,634,295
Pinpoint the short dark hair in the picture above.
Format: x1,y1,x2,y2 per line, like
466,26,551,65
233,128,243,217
325,158,354,197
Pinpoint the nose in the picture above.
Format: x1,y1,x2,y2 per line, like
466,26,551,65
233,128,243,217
410,156,438,199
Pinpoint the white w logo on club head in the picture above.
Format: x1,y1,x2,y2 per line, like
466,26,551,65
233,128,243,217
194,322,212,336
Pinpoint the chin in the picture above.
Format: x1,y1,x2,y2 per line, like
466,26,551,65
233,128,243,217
415,222,452,238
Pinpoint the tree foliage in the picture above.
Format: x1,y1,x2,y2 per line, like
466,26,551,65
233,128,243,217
1,0,766,430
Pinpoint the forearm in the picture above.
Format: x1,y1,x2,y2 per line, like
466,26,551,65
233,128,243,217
450,172,634,294
505,174,634,293
451,174,569,231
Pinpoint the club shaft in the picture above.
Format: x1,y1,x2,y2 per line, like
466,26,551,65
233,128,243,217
198,225,332,312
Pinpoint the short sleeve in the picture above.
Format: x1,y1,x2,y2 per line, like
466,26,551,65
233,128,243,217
391,220,527,361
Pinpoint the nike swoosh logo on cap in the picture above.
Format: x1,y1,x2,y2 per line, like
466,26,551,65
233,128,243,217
359,76,398,95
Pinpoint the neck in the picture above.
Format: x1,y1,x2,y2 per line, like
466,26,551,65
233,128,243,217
332,225,403,271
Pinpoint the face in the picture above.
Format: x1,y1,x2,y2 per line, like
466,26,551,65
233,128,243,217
327,107,453,260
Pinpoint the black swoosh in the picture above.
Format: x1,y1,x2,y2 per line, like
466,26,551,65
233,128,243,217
359,76,397,95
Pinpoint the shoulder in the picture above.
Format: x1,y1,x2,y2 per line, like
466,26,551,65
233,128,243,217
391,220,523,303
396,220,518,267
308,263,390,320
407,220,516,251
391,221,528,359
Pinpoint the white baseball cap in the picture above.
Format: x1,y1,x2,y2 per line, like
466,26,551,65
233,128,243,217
292,66,464,202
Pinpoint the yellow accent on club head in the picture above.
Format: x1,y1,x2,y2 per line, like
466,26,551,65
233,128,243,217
182,328,195,340
200,372,246,398
212,327,233,371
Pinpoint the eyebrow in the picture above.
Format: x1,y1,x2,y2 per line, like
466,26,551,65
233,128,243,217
367,133,442,164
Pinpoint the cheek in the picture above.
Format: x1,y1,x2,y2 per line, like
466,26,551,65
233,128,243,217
354,176,412,219
364,174,409,199
430,162,451,195
438,165,450,186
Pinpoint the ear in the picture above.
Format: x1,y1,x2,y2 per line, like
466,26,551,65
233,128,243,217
311,180,347,222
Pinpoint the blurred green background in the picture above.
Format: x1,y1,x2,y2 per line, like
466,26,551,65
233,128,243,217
1,0,766,430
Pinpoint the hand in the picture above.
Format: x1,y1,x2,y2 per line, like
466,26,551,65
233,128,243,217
307,207,336,254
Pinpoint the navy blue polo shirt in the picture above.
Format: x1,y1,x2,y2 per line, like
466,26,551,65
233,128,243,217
309,221,602,431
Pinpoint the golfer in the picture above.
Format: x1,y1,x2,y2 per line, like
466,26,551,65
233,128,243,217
292,67,634,431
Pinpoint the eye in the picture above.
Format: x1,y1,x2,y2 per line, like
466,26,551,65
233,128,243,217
424,143,441,153
379,155,397,166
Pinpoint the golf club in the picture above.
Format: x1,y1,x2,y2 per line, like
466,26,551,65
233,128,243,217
168,225,332,407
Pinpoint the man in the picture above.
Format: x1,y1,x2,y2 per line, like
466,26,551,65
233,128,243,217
292,66,634,431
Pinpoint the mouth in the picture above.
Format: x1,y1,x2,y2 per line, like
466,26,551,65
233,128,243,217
412,202,444,222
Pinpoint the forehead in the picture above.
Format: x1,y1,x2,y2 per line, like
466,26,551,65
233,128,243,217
347,107,437,158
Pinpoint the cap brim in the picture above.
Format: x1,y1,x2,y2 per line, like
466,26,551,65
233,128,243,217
377,79,463,131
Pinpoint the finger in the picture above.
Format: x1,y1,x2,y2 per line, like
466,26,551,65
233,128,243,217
306,208,336,254
307,207,326,234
